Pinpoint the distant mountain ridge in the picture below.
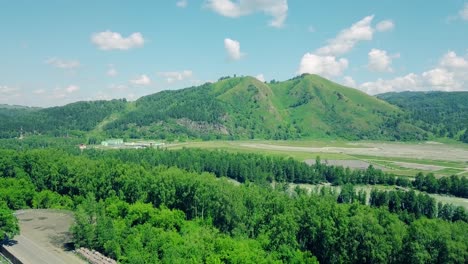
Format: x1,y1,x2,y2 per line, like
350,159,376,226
377,91,468,143
0,74,449,142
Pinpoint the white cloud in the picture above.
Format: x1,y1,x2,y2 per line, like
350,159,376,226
65,85,80,93
255,74,265,82
298,53,348,77
158,70,193,83
130,74,151,86
177,0,188,8
316,15,374,56
359,51,468,94
224,38,244,60
360,73,420,94
440,51,468,70
206,0,288,28
91,31,145,50
45,57,80,69
298,15,396,78
368,49,398,72
343,76,356,87
421,68,457,90
107,65,118,77
0,85,20,97
376,20,394,32
460,3,468,20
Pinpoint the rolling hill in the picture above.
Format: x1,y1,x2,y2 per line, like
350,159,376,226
378,91,468,143
0,74,428,141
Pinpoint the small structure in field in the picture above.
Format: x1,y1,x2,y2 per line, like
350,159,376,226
101,139,124,147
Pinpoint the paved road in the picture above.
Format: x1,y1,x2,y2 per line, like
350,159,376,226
3,210,85,264
4,235,83,264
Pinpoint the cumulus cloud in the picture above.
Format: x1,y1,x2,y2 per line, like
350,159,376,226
460,3,468,20
359,51,468,94
177,0,188,8
158,70,193,83
91,31,145,50
299,15,393,77
360,73,420,94
107,65,118,77
224,38,244,60
255,74,265,82
130,74,151,86
298,53,348,77
45,57,80,69
0,85,20,97
367,49,399,72
316,15,374,56
376,20,394,32
206,0,288,28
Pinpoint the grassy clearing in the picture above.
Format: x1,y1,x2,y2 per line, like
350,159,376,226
168,141,353,161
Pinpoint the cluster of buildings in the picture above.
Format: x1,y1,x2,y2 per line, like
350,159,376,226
100,139,165,149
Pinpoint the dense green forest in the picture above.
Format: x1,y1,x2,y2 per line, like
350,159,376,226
378,91,468,143
0,74,429,141
0,99,127,138
0,147,467,263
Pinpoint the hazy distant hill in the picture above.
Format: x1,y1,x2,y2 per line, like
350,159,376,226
378,91,468,142
0,74,429,141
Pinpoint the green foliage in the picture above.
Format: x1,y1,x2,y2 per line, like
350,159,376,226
378,91,468,142
0,202,19,239
0,147,467,263
0,75,430,141
0,99,126,138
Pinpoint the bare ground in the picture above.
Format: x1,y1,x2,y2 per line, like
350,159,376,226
239,142,468,162
3,209,85,264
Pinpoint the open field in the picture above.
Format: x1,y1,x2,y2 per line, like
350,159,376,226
3,210,85,264
167,140,468,178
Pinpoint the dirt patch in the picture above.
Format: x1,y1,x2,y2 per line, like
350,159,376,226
393,162,445,171
3,209,85,264
239,142,468,162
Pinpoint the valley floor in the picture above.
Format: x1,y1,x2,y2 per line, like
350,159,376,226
167,140,468,178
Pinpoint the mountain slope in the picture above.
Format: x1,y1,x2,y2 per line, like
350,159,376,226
103,74,424,140
378,91,468,142
0,74,429,141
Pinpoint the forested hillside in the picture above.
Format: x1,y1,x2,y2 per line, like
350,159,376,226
0,147,466,263
0,74,428,141
378,91,468,143
0,99,127,138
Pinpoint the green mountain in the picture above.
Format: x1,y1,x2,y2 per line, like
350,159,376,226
377,91,468,143
102,74,425,141
0,74,427,141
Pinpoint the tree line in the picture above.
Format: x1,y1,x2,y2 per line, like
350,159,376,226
0,147,467,263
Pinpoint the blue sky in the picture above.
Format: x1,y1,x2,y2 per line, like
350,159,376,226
1,0,467,107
